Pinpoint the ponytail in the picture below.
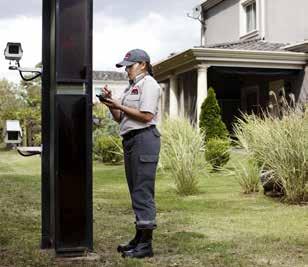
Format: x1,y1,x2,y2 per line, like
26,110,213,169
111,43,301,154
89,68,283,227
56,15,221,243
146,62,154,77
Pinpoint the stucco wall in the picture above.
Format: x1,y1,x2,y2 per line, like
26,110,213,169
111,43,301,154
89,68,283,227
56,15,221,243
204,0,308,45
205,0,239,45
265,0,308,43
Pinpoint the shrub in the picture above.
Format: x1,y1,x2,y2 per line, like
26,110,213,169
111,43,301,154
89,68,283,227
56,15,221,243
205,138,230,170
233,107,308,203
93,103,119,135
233,159,260,194
92,103,122,164
199,87,229,142
93,134,123,164
33,133,41,146
160,116,205,195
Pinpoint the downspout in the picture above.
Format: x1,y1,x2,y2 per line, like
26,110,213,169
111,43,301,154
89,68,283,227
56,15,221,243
201,11,207,46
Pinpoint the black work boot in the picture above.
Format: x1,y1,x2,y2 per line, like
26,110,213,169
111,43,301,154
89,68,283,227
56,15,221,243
117,228,142,253
122,229,153,258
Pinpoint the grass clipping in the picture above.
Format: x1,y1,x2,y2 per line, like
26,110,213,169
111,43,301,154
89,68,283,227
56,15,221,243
233,107,308,203
160,117,206,195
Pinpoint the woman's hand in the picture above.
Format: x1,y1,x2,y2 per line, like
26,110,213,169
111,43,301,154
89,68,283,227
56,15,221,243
102,98,122,110
102,85,112,98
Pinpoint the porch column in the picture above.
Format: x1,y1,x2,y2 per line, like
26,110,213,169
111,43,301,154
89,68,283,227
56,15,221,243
179,84,185,117
158,82,167,123
299,65,308,104
169,75,178,117
196,65,209,126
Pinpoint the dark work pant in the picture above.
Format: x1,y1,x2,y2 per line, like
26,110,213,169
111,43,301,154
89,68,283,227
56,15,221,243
122,126,161,230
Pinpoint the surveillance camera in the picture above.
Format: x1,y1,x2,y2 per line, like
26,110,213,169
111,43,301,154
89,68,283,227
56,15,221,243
4,42,23,61
192,5,202,19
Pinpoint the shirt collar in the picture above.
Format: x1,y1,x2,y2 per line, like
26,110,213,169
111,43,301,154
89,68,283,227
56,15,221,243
129,73,147,85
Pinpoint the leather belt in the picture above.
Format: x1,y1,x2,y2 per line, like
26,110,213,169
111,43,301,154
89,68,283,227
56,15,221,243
122,125,155,140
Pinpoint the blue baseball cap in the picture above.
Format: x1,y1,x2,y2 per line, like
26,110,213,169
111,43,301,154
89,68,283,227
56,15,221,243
116,49,151,68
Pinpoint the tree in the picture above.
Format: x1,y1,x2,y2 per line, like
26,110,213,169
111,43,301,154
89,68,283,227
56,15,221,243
18,76,41,146
0,71,42,146
93,103,119,135
0,79,23,137
199,87,229,142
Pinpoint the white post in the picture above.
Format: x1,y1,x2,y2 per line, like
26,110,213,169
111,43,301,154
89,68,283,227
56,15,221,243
179,83,185,117
158,82,167,124
299,65,308,104
197,65,208,126
169,75,178,117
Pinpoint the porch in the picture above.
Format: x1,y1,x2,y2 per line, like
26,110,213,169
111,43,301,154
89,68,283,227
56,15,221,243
154,48,308,131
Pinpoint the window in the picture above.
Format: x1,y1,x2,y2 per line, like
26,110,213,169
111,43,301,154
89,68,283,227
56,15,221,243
240,0,264,39
246,2,256,33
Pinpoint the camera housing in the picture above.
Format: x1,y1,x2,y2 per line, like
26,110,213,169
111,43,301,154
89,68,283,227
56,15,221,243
4,42,23,61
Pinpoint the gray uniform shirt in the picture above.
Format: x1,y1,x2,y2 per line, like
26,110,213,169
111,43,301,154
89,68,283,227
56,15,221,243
119,73,161,136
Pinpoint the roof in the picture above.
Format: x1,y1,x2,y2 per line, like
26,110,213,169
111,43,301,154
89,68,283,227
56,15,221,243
153,47,307,80
5,120,22,133
202,38,288,52
93,71,127,81
283,40,308,53
201,0,224,11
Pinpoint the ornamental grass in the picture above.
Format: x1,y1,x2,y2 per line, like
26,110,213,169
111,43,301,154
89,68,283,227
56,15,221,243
160,117,206,195
233,158,261,194
233,105,308,203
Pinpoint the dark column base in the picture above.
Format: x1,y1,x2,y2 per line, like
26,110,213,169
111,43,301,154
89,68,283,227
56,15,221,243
40,236,52,249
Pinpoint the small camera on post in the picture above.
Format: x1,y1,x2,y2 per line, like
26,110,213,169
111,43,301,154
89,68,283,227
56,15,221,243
4,42,23,62
4,41,42,80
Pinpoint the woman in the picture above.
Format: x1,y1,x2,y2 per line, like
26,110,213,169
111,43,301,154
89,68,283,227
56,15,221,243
99,49,161,258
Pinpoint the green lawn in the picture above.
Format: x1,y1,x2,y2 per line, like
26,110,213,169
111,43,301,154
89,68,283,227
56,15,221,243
0,147,307,267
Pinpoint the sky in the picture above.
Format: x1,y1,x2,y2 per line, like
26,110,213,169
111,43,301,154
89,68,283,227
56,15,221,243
0,0,202,84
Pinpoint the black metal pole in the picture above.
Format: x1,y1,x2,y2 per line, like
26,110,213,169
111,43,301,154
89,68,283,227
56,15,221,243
41,0,52,249
41,0,93,255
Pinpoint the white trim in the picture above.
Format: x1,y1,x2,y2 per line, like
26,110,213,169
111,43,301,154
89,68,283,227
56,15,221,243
260,0,266,39
169,75,179,117
283,41,308,53
241,0,255,7
153,48,308,80
240,0,262,40
240,29,259,40
196,65,209,126
174,61,200,76
195,50,306,69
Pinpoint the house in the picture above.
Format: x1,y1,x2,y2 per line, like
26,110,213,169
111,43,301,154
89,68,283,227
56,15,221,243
3,120,22,146
153,0,308,130
92,71,127,103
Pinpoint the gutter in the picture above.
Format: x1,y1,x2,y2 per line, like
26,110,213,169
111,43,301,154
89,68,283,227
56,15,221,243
201,0,225,11
282,41,308,53
153,48,308,79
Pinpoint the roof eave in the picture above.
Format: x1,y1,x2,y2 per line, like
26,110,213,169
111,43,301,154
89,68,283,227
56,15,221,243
153,47,308,79
283,41,308,53
193,47,308,59
201,0,225,11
